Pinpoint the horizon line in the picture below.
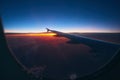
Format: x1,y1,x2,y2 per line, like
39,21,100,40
5,31,120,34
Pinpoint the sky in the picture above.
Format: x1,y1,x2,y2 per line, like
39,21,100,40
0,0,120,33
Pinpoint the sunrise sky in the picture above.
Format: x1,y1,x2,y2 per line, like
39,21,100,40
1,0,120,33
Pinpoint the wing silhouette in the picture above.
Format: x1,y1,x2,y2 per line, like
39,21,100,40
46,28,120,53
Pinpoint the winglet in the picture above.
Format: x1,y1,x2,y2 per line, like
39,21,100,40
46,28,50,32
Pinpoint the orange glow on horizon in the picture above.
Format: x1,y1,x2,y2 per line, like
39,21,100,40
28,33,57,36
6,32,57,37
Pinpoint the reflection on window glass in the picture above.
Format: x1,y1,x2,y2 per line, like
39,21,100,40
2,0,120,79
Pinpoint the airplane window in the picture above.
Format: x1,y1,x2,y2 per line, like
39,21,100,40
1,0,120,80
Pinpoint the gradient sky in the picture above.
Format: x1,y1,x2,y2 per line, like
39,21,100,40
1,0,120,33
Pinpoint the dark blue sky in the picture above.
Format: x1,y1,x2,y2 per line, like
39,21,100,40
1,0,120,33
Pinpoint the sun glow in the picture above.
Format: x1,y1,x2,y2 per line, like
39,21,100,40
28,33,57,36
6,32,57,37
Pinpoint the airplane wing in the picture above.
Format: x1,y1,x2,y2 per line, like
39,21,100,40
46,28,120,52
